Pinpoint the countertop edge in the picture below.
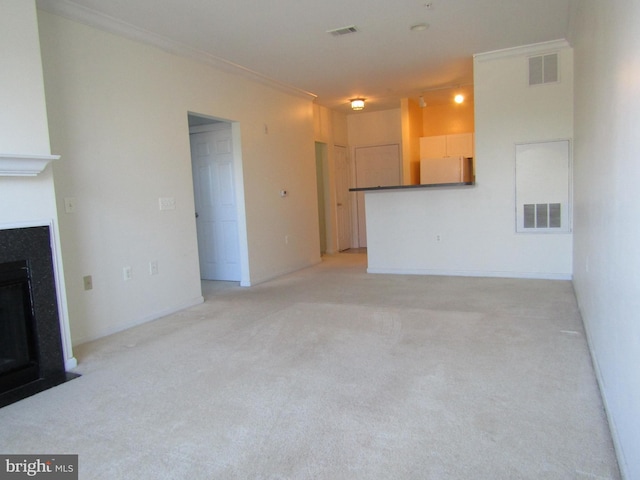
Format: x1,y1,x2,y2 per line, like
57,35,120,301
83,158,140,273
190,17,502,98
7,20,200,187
349,182,474,192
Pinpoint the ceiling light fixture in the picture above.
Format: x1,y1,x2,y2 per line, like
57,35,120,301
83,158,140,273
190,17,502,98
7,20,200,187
454,94,464,104
351,98,365,110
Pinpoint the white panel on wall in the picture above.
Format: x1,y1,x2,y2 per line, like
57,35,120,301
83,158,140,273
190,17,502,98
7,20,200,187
515,140,571,233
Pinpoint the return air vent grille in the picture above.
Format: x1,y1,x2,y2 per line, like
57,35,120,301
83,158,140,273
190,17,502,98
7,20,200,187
523,203,561,229
529,53,558,85
327,25,359,36
515,140,571,234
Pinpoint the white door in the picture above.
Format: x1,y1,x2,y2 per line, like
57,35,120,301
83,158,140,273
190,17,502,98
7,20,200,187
355,144,401,247
334,145,352,251
190,125,241,281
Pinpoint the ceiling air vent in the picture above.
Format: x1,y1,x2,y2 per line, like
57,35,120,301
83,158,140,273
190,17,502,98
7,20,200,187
529,53,558,85
327,25,359,36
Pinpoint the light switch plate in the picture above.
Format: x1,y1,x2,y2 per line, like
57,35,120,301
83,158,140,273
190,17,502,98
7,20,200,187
64,197,77,213
149,260,158,275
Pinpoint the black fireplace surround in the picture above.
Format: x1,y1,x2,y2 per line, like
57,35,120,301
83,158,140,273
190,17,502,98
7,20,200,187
0,226,77,408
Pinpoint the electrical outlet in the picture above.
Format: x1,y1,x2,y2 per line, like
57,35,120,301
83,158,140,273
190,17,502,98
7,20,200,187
149,260,158,275
83,275,93,291
159,197,176,211
123,266,132,281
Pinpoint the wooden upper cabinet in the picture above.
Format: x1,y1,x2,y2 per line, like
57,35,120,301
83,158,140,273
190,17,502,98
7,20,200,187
420,133,474,158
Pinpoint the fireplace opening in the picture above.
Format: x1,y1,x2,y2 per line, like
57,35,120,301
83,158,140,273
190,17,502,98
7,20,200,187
0,226,78,408
0,260,40,393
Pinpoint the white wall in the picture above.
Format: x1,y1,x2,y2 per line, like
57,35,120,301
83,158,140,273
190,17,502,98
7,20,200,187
366,42,573,279
570,1,640,477
0,0,75,368
38,11,320,344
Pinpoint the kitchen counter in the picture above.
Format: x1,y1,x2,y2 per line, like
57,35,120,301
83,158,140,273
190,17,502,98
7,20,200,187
349,182,474,192
352,182,479,276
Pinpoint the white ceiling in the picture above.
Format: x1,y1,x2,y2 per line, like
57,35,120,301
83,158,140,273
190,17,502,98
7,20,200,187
36,0,572,113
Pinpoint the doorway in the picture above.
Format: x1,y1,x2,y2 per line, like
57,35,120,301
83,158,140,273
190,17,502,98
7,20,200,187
315,143,353,254
188,114,248,283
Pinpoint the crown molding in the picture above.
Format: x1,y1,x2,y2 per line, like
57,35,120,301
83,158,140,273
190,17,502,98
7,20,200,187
474,39,571,63
36,0,317,101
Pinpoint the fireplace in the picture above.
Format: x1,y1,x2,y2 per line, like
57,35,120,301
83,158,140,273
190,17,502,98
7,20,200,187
0,226,77,408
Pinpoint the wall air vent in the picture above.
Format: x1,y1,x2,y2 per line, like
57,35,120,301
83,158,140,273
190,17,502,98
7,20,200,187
327,25,359,36
529,53,558,85
515,140,571,234
523,203,561,229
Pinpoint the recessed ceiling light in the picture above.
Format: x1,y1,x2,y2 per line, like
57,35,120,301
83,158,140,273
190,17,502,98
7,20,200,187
410,23,429,32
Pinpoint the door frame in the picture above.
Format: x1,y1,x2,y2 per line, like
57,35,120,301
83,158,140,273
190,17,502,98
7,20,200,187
315,142,329,254
188,113,250,286
334,144,352,251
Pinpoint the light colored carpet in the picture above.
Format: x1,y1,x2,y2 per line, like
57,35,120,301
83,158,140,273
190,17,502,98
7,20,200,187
0,253,620,479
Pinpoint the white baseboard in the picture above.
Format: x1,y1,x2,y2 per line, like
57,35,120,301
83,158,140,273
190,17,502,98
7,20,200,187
366,267,572,281
65,357,78,370
243,257,323,286
72,295,205,347
577,299,629,479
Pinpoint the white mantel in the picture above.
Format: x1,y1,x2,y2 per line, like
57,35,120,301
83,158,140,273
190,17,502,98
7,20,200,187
0,153,60,176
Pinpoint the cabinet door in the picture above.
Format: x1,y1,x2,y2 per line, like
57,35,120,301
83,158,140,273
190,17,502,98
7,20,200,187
446,133,474,157
420,135,447,158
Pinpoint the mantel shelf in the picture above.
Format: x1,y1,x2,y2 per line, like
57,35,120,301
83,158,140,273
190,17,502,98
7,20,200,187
0,153,60,176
